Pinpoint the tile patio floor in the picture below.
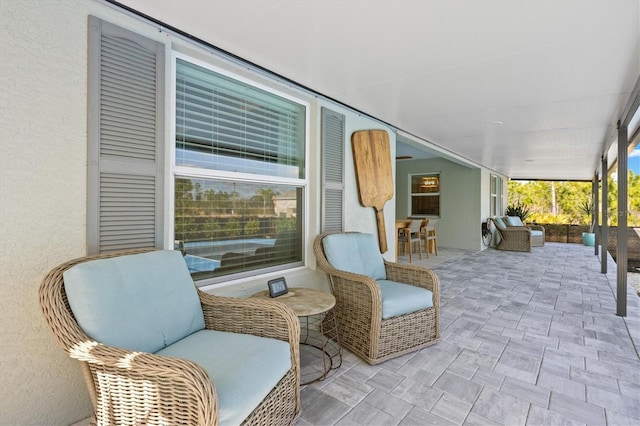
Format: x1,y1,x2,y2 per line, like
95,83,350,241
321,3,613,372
298,243,640,426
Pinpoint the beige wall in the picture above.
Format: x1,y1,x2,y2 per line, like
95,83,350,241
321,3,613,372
396,158,484,251
0,1,397,424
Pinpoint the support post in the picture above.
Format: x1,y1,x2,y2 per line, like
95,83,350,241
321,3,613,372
617,123,628,317
592,174,598,256
601,155,608,274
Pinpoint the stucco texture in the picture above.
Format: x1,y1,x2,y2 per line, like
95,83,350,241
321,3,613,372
1,1,131,424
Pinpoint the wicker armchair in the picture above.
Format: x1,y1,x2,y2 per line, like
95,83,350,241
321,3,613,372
39,249,300,426
314,233,440,365
489,216,545,251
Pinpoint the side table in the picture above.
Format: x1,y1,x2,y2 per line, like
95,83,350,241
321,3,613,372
251,287,342,385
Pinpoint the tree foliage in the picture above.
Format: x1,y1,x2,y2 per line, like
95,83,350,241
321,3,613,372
508,170,640,226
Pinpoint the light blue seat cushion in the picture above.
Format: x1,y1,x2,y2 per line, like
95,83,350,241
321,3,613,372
156,329,291,426
531,230,544,237
322,233,386,280
505,216,524,227
377,280,433,319
63,250,205,353
493,217,507,229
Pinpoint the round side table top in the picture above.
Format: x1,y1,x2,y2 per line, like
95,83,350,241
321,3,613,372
251,287,335,317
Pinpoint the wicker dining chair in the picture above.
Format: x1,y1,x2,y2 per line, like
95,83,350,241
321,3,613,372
314,232,440,365
39,249,300,426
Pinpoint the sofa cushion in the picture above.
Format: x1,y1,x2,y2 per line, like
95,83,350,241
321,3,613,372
63,250,205,354
493,217,507,229
505,216,524,227
531,230,544,237
322,233,386,280
156,329,291,426
377,280,433,319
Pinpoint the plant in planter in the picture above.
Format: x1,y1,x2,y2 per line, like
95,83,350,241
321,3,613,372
579,199,595,246
506,201,532,222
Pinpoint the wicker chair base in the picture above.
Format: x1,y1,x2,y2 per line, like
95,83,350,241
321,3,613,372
327,306,439,365
243,368,299,425
495,238,531,252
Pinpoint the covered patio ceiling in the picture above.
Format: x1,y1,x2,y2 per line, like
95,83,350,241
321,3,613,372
114,0,639,181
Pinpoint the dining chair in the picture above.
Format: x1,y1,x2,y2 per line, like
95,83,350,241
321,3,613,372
423,219,439,258
398,220,423,262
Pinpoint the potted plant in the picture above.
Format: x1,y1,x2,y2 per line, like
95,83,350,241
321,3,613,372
579,199,595,246
505,200,531,223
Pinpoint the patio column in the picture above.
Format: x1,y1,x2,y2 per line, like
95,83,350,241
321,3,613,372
592,173,598,256
601,155,608,274
616,122,628,317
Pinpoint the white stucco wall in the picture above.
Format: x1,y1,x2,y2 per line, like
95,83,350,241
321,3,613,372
0,1,394,424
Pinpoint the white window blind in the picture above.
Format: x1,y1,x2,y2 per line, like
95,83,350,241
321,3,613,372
175,59,305,178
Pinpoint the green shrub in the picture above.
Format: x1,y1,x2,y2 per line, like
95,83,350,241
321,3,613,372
506,201,531,222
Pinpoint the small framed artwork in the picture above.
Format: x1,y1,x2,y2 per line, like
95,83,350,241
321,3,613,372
267,277,288,298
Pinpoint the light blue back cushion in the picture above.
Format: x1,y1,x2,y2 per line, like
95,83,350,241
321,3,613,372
156,330,291,426
493,217,507,229
505,216,524,227
377,280,433,319
63,250,205,353
322,233,386,280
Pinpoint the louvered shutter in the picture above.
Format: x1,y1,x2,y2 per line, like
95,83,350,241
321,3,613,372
87,16,165,254
321,107,345,232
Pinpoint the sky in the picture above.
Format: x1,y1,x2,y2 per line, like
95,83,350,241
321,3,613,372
630,148,640,175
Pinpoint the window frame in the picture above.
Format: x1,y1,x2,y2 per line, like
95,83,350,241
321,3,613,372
169,53,310,286
408,172,441,217
490,173,503,217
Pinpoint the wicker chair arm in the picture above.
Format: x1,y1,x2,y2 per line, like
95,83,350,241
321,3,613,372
319,268,382,300
526,224,546,234
383,261,439,293
69,342,218,425
198,292,300,346
498,226,531,235
315,261,382,316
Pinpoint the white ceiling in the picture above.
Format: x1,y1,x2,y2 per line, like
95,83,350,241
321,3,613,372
116,0,639,180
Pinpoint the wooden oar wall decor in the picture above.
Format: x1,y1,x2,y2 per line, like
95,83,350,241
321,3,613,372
351,130,394,253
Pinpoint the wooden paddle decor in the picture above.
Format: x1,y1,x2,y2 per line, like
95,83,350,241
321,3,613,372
352,130,394,253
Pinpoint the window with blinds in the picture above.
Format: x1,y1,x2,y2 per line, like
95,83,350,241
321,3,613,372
410,173,440,217
175,59,305,178
174,58,306,283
